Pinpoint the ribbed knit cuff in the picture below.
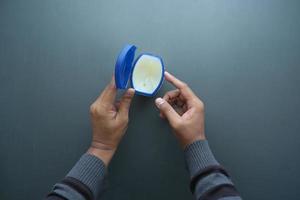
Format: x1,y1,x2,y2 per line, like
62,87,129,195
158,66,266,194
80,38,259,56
184,140,219,178
66,153,106,198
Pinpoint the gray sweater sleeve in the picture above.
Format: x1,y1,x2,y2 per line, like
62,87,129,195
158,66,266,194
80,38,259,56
46,140,241,200
45,153,106,200
184,140,242,200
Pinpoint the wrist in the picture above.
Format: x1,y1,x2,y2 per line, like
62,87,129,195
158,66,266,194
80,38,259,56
87,141,117,166
180,134,206,149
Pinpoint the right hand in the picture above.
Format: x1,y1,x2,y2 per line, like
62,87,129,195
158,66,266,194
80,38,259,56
155,71,206,149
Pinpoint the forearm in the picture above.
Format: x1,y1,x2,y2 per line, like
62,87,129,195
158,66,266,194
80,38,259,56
45,153,106,200
184,140,242,200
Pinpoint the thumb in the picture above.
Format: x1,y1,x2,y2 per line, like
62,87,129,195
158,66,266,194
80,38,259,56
155,98,180,125
118,88,135,119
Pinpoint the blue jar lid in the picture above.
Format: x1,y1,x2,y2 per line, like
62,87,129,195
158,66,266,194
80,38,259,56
114,44,137,89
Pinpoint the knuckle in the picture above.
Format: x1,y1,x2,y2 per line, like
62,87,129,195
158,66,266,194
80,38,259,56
198,100,205,110
90,103,105,117
194,100,205,112
89,104,98,115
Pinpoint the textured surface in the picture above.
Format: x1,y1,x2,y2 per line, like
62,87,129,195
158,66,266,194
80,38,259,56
1,0,300,200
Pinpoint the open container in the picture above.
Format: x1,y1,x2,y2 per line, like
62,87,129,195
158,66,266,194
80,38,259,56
114,44,165,97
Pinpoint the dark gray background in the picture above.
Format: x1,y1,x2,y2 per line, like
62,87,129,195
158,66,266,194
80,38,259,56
1,0,300,199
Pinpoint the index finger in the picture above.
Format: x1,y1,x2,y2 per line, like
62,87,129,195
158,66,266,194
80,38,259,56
98,76,117,105
164,71,196,99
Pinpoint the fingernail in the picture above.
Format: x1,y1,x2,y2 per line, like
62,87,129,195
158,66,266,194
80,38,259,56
127,88,135,96
164,71,170,76
155,98,164,107
128,88,135,93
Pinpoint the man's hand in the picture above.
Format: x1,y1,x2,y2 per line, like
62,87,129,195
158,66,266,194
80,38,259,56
87,76,135,166
155,71,205,149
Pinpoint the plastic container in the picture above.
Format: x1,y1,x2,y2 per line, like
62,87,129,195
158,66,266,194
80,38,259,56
114,44,164,97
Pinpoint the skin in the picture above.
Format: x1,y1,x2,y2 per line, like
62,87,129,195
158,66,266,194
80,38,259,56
87,76,135,166
88,71,205,166
156,71,206,148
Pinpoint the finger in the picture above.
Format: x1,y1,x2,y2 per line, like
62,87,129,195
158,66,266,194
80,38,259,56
163,89,180,102
99,76,117,105
164,71,195,99
155,97,181,125
115,100,121,110
118,88,135,119
174,99,185,107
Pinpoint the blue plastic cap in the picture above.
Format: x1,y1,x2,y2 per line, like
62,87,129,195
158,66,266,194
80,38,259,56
114,44,137,89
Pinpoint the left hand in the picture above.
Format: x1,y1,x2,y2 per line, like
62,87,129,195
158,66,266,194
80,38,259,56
88,76,135,166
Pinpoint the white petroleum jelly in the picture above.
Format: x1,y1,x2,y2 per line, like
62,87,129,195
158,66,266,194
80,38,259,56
131,55,163,94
